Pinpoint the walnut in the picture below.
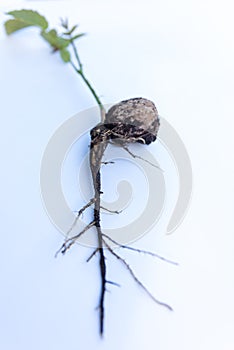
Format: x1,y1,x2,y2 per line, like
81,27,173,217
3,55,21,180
104,97,160,145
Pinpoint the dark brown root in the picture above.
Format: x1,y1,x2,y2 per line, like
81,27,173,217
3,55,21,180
106,280,121,288
103,238,173,311
67,198,96,237
86,248,99,262
100,206,122,214
97,246,106,337
101,161,115,165
55,220,96,257
102,233,178,266
57,100,168,336
121,143,163,171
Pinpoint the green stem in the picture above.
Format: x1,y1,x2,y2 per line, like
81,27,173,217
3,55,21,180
70,40,83,71
69,39,105,121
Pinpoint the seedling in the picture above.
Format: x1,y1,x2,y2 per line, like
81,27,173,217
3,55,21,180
4,10,177,336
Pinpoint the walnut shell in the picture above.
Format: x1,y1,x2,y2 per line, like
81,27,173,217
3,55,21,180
105,97,160,143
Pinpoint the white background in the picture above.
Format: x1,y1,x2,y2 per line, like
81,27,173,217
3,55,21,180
1,1,234,349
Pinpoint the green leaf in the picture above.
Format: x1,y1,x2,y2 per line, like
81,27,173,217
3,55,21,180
70,33,85,42
7,9,48,30
60,48,71,63
41,29,70,50
4,19,32,35
63,24,78,36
